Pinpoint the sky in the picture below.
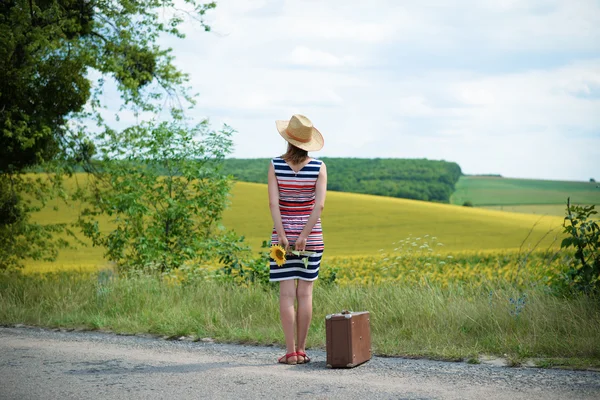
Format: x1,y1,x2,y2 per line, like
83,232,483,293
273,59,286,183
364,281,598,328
151,0,599,181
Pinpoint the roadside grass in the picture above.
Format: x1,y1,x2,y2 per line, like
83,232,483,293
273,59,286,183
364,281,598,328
1,270,598,368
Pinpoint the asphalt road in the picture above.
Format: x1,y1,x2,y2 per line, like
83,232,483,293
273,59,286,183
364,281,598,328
1,326,599,400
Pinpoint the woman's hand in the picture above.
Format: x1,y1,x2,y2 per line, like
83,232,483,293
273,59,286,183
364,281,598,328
294,234,307,252
278,234,290,252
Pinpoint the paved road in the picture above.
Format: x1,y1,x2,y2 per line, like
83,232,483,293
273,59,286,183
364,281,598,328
1,327,599,400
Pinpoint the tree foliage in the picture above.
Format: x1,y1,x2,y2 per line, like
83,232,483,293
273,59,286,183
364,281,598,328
0,170,80,270
561,198,600,293
77,121,237,273
1,0,91,171
2,0,216,171
0,0,217,270
223,158,463,203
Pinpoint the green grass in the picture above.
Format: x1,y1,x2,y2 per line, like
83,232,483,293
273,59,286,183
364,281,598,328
451,176,600,207
1,271,598,367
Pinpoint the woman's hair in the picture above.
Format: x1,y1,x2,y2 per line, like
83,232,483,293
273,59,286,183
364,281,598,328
281,143,308,165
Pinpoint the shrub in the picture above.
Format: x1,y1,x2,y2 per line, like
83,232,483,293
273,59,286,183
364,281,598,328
76,120,243,274
561,198,600,293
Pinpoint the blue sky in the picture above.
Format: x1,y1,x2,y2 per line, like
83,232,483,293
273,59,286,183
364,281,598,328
135,0,599,181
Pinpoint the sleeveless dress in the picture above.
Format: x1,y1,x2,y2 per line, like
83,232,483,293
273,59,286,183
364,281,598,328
269,157,324,282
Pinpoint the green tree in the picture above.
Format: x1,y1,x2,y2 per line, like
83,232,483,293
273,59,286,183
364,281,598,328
0,171,79,270
77,120,239,273
0,0,216,270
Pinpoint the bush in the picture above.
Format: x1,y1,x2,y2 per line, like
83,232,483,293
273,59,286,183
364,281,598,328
76,120,243,273
561,198,600,293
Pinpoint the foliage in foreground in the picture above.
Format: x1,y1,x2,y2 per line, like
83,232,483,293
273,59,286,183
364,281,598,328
561,201,599,293
0,0,217,270
0,172,76,270
1,270,598,366
76,120,241,273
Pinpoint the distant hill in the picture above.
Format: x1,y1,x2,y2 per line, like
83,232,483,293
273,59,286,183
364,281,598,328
223,158,462,203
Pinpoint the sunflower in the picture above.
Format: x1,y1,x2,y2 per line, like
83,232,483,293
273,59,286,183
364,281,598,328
270,244,287,266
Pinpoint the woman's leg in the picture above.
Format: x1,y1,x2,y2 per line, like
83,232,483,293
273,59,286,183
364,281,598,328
295,280,314,356
279,280,297,362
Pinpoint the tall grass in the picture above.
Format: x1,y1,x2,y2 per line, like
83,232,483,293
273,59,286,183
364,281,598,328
1,270,598,366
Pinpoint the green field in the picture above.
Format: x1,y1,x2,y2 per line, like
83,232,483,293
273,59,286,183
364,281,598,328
451,176,599,208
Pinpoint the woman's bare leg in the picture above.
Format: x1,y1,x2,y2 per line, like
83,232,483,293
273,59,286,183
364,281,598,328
279,280,297,362
295,280,314,357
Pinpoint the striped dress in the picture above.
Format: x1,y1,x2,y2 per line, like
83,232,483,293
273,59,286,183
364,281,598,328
270,157,324,282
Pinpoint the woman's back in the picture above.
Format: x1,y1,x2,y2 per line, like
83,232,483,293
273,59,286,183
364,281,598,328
272,157,322,212
270,157,324,254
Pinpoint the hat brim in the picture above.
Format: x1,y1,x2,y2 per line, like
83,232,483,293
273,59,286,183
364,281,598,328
275,120,324,152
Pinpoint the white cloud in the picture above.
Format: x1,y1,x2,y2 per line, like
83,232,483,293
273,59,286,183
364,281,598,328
288,46,357,67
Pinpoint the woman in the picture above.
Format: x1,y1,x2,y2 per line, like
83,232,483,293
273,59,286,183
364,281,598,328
268,114,327,365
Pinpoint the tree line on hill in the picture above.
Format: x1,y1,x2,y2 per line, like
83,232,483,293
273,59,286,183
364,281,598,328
223,158,463,203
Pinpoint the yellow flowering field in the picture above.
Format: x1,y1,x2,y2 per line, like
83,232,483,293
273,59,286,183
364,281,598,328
159,233,569,290
223,182,565,256
159,246,569,291
154,250,569,291
24,176,566,281
325,239,568,288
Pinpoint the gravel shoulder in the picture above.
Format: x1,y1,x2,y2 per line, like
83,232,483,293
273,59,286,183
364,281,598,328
1,326,599,400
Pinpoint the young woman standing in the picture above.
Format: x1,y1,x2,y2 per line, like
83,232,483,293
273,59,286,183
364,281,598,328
267,114,327,365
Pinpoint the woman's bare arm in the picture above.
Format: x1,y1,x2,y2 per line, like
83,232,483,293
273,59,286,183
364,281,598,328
268,162,289,251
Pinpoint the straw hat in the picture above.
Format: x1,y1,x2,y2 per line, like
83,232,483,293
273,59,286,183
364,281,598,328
275,114,324,152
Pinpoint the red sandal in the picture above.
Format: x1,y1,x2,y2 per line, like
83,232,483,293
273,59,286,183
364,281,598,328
296,351,310,364
278,352,298,365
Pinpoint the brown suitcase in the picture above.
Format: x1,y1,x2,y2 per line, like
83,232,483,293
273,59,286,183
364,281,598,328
326,310,371,368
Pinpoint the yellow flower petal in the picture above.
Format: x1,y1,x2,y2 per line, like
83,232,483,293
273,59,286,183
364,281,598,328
270,245,287,266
